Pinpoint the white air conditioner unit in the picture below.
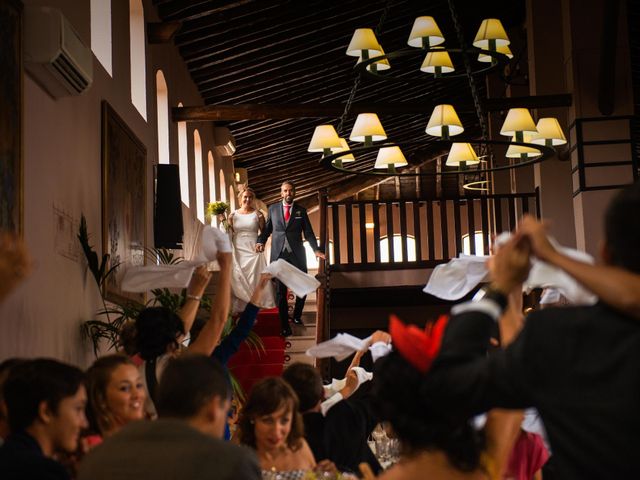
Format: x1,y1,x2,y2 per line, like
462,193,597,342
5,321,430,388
214,127,236,157
24,7,93,98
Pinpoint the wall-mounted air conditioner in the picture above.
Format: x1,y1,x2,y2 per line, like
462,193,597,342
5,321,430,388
24,7,93,98
214,127,237,157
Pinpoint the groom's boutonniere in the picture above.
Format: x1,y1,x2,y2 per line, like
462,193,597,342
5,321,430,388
294,210,302,218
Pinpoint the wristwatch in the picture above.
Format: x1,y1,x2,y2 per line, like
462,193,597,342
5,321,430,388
479,286,509,312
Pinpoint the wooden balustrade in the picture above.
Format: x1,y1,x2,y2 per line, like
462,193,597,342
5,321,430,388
320,190,540,272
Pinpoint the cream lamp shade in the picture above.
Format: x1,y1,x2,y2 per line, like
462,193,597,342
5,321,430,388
478,44,513,62
426,104,464,138
346,28,383,57
407,16,445,48
530,118,567,146
333,138,356,162
350,113,387,142
473,18,510,49
500,108,538,138
506,135,541,158
374,146,408,168
357,47,390,71
446,143,480,167
308,125,342,152
420,48,455,74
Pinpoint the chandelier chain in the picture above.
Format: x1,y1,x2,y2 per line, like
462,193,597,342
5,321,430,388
338,0,394,135
447,0,490,152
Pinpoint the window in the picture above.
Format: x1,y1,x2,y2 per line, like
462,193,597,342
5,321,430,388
177,103,189,206
156,70,169,165
194,130,205,223
304,240,334,269
219,170,226,202
462,231,488,256
129,0,147,120
229,186,236,211
90,0,112,75
380,235,417,263
207,151,216,201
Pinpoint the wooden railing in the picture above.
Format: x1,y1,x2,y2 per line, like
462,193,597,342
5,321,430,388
320,190,540,272
313,189,539,350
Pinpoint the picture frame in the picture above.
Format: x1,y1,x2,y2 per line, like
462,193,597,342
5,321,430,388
101,101,147,304
0,0,23,233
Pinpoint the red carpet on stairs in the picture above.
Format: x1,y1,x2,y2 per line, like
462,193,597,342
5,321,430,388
228,308,286,395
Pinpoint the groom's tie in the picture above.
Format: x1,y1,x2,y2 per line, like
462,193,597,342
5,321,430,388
284,204,291,222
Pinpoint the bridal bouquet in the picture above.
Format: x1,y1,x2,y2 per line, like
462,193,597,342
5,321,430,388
206,201,230,231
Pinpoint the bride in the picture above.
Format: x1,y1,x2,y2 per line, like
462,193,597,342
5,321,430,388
228,187,276,312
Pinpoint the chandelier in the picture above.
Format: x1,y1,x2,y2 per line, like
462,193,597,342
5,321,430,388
307,14,567,190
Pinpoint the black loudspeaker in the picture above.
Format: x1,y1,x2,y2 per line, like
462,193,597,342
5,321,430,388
154,164,184,249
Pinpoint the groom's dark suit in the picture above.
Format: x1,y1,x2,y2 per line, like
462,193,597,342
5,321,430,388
257,202,320,330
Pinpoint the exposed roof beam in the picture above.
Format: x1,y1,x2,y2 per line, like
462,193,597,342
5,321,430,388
173,95,572,122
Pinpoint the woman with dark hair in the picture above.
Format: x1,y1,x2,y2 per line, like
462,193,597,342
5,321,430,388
85,354,146,444
237,377,316,479
371,316,496,480
136,253,232,417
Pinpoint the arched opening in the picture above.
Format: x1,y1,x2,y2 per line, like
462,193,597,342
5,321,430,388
194,130,204,223
207,151,216,202
155,70,169,165
462,231,488,256
229,185,236,211
177,102,189,206
90,0,112,75
129,0,147,120
219,170,226,202
380,235,417,263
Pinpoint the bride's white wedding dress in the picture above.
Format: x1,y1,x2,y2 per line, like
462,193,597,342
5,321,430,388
230,210,275,312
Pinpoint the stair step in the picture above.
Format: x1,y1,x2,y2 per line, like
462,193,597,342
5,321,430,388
284,352,314,366
286,335,317,353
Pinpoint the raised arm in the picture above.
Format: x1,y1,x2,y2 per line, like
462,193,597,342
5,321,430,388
519,215,640,318
176,265,213,342
188,251,232,356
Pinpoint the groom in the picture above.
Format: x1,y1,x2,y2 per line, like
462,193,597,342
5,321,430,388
256,181,325,337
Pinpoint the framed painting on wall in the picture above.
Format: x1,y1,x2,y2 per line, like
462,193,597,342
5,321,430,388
0,0,23,233
101,101,146,304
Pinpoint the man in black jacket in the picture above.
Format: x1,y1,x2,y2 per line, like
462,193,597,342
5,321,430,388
427,183,640,478
256,180,324,336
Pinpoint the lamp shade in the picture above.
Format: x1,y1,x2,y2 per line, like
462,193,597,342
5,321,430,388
426,104,464,137
478,44,513,62
357,47,390,71
500,108,538,136
407,16,445,48
446,143,479,166
530,118,567,146
308,125,342,152
420,48,455,73
374,146,408,168
506,135,541,158
333,138,356,162
346,28,383,57
473,18,510,49
350,113,387,142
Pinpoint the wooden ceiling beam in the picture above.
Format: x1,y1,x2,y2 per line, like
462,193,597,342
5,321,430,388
173,95,572,122
147,21,182,44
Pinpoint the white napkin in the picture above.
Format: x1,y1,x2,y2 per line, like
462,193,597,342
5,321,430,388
263,259,320,298
320,367,373,416
423,235,597,305
306,333,371,361
121,226,232,293
423,254,490,300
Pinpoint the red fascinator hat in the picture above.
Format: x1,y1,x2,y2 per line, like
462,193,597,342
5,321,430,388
389,314,449,373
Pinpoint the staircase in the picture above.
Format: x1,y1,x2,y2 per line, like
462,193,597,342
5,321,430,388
227,269,320,394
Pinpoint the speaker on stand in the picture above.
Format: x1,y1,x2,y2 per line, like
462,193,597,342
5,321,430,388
154,164,183,249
